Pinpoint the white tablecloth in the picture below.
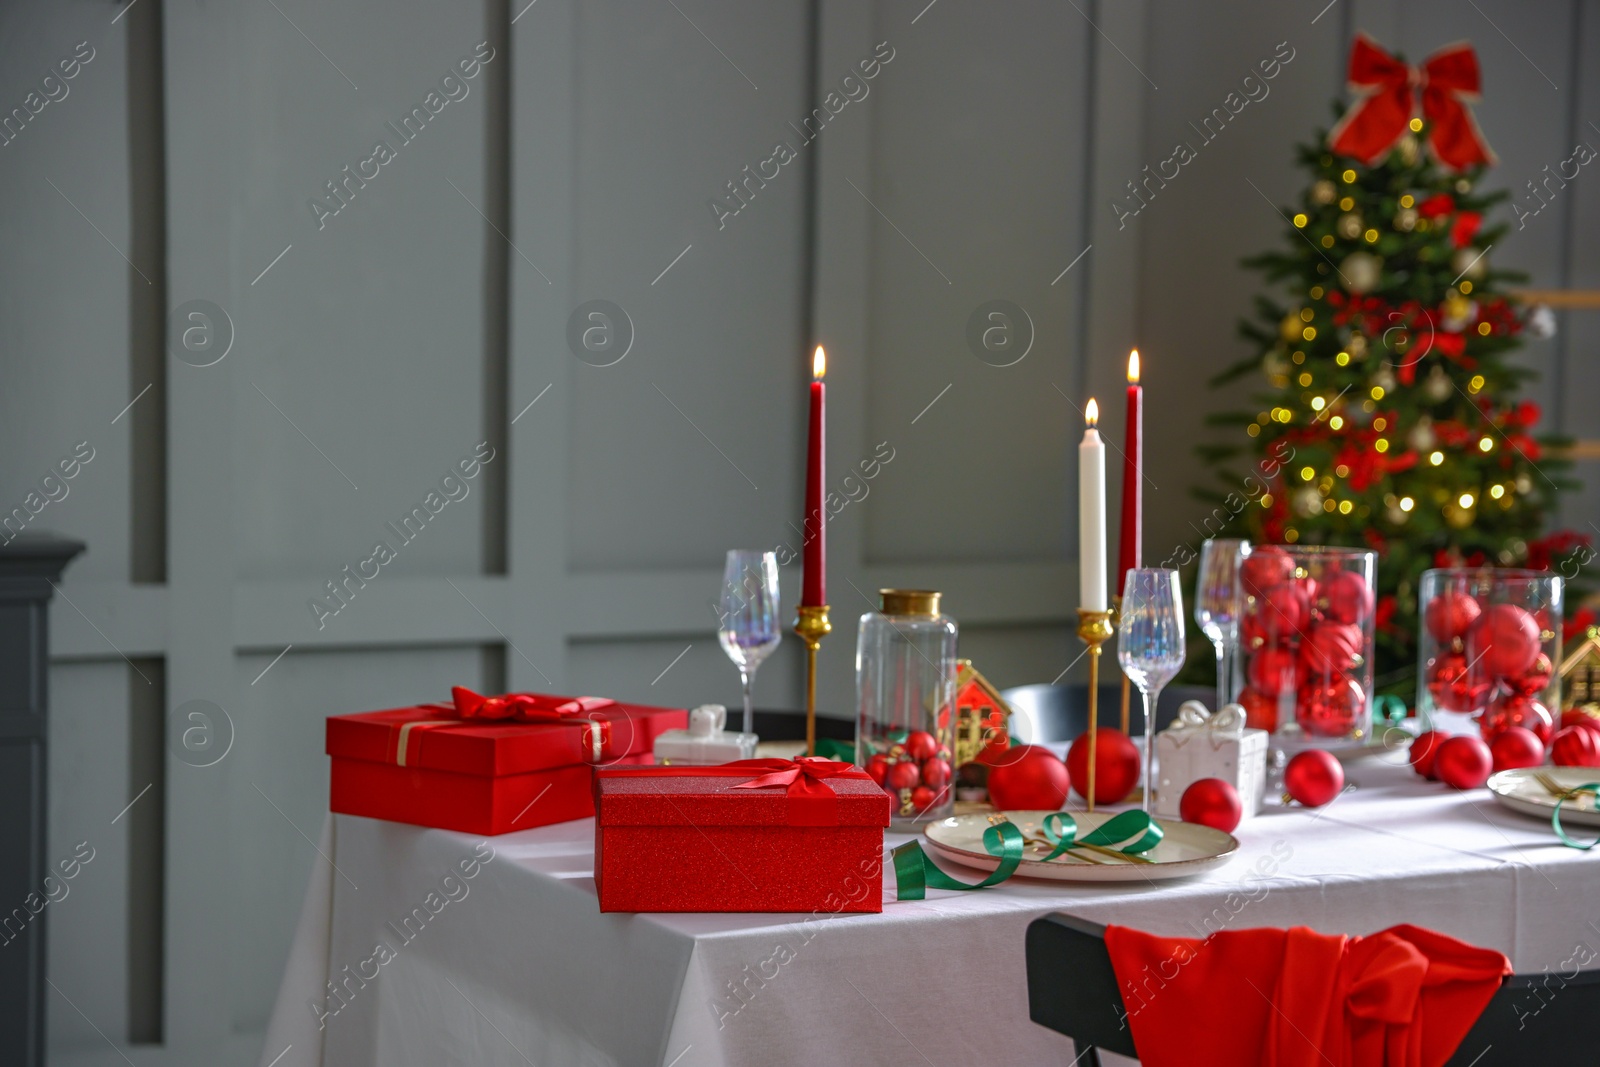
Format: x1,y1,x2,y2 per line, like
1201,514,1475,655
259,753,1600,1067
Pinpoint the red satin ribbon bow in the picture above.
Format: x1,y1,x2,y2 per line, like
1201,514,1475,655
1328,33,1495,171
728,757,865,799
451,686,616,722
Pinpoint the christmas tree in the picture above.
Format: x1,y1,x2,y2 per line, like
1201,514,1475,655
1203,35,1590,694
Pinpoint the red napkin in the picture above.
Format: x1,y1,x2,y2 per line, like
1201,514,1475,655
1105,923,1509,1067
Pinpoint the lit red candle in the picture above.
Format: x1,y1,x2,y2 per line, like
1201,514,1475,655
1117,349,1142,602
801,346,826,607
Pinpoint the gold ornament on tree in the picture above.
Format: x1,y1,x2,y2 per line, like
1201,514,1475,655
1370,365,1397,393
1340,252,1382,293
1280,310,1307,343
1441,293,1475,331
1311,178,1337,205
1346,332,1369,360
1452,246,1487,280
1337,212,1364,239
1423,365,1452,402
1408,416,1437,451
1394,207,1418,232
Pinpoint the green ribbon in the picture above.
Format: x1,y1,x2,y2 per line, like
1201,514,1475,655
890,810,1162,900
1552,783,1600,850
810,738,856,763
1371,694,1408,725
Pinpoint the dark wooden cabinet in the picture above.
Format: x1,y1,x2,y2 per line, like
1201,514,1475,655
0,535,84,1066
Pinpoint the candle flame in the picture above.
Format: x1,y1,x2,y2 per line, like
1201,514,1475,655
1085,398,1099,426
813,345,826,379
1127,349,1141,383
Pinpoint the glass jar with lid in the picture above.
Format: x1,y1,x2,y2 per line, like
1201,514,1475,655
856,589,958,827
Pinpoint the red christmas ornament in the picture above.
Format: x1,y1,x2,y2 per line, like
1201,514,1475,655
920,756,952,791
1426,652,1492,714
1250,583,1310,643
1506,652,1554,697
1322,570,1374,626
986,745,1072,809
885,760,921,791
910,785,939,812
1479,693,1553,746
904,730,940,761
1551,726,1600,768
1297,677,1365,738
1284,749,1344,807
1179,778,1242,833
1467,603,1542,679
1489,726,1544,772
1425,591,1482,643
1434,735,1493,789
1299,622,1363,676
1247,647,1301,697
1241,545,1296,594
1410,730,1445,780
1559,707,1600,735
1238,687,1278,733
1065,729,1140,805
865,753,890,786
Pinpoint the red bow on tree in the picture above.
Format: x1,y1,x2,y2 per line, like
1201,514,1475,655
450,686,616,721
1328,34,1495,171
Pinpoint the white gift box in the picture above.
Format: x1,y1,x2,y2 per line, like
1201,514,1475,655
1155,701,1268,821
652,704,758,766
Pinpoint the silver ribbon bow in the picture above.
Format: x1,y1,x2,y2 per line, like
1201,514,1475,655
1167,700,1246,740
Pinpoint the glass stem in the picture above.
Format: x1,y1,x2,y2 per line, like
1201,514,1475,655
740,668,754,737
1214,641,1228,712
1142,685,1161,814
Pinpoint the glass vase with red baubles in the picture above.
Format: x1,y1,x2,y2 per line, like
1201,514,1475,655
1234,545,1379,749
1416,568,1562,741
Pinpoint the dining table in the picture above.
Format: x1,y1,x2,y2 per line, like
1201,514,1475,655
258,738,1600,1067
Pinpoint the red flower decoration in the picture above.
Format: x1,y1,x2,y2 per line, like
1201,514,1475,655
1418,194,1456,218
1450,211,1483,248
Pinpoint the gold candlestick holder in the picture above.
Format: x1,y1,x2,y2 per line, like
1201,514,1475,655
1113,596,1129,735
1076,608,1115,813
795,604,832,756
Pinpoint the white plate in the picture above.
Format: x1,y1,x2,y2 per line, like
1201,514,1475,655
1488,768,1600,828
922,810,1238,883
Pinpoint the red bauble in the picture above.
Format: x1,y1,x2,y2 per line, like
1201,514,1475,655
1322,570,1374,626
1506,652,1554,697
1249,584,1310,644
904,730,940,761
1065,728,1141,805
865,753,890,786
1434,735,1493,789
885,760,921,791
1551,725,1600,768
1247,647,1301,697
1179,778,1242,833
1299,622,1364,676
1284,749,1344,807
1238,687,1278,733
910,786,939,811
986,745,1072,809
1241,546,1295,595
1466,603,1541,679
1425,590,1482,644
1426,652,1492,714
1489,726,1544,772
1410,731,1445,780
1297,677,1365,738
1560,707,1600,735
1480,693,1554,746
920,756,952,790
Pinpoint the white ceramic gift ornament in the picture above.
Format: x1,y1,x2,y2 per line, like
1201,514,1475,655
651,704,758,766
1155,700,1268,821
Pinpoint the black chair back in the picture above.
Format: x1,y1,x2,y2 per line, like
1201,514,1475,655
1024,911,1600,1066
1000,683,1213,744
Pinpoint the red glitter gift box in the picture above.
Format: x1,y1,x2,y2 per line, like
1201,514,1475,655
328,688,686,836
594,758,892,913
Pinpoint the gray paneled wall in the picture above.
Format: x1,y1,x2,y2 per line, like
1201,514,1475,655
0,1,1592,1064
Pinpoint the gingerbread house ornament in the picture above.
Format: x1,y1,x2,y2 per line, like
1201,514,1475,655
953,659,1013,767
1559,626,1600,711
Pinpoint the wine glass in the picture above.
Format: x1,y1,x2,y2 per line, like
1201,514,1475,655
1119,568,1187,813
1195,539,1249,712
717,550,781,737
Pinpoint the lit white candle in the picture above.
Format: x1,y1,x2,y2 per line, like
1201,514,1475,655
1079,399,1108,611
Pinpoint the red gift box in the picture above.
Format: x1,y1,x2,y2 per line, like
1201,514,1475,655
327,689,687,836
594,758,892,913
